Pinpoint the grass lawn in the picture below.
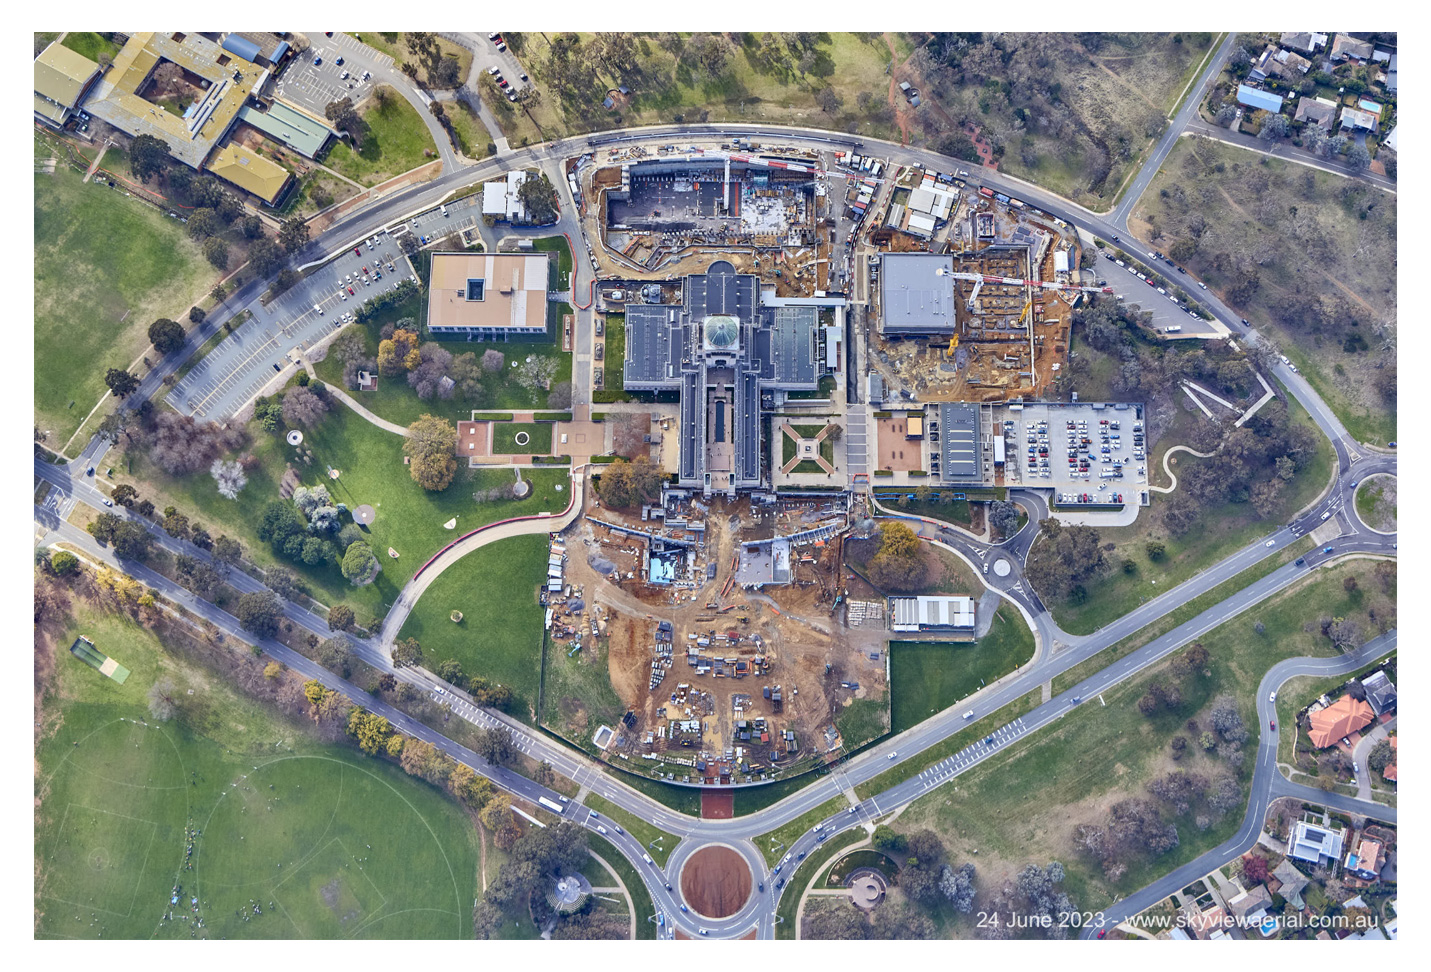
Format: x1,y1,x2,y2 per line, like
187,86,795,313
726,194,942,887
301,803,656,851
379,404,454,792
893,561,1394,920
836,697,889,751
596,314,631,403
540,628,627,743
60,31,121,62
533,236,573,290
588,834,654,938
34,133,215,444
875,495,975,530
1043,396,1333,634
115,405,570,619
1354,474,1396,533
775,829,863,939
491,422,553,455
322,87,438,187
584,795,677,866
395,535,549,719
35,601,478,939
350,34,472,89
889,605,1036,733
1130,137,1396,444
755,796,848,867
445,100,491,158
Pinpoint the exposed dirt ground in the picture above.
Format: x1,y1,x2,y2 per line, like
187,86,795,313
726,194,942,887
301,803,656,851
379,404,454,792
681,845,752,919
701,790,734,819
562,492,886,774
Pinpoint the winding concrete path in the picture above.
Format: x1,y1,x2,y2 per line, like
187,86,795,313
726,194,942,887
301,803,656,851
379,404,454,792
1147,444,1217,494
378,467,586,648
1352,715,1396,802
301,360,411,436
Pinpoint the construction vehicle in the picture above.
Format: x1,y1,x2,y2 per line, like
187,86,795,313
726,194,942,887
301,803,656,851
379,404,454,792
945,330,960,357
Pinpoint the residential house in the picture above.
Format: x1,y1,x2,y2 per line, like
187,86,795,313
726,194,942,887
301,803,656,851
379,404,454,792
1340,107,1379,133
1295,97,1338,131
1361,670,1397,715
1280,32,1328,55
1385,53,1398,94
1383,126,1398,153
1383,735,1397,781
1271,858,1310,910
1344,835,1385,885
1272,48,1313,79
1307,694,1374,748
1236,83,1284,114
1330,34,1375,62
1288,818,1346,866
1187,903,1232,940
1226,885,1274,931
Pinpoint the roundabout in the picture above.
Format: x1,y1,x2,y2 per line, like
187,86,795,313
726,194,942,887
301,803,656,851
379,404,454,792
679,844,753,920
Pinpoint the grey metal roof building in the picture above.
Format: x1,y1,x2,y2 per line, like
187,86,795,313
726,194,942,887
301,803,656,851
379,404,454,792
938,402,981,482
622,261,821,496
879,252,956,335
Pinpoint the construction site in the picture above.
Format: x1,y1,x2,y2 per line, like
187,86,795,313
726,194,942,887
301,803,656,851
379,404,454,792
579,148,837,297
544,486,889,786
866,178,1109,404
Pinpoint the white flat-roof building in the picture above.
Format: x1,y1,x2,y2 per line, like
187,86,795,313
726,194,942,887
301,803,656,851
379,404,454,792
890,595,976,632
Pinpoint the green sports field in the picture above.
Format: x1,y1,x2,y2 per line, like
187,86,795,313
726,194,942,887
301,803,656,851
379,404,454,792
35,604,478,939
34,133,214,445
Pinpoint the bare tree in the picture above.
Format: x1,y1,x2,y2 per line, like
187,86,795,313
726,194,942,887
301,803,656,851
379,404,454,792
210,458,247,500
148,677,179,721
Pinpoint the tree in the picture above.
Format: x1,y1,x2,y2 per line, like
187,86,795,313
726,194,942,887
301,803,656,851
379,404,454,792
474,726,516,766
236,590,283,638
403,414,458,491
940,862,978,912
516,172,559,225
595,456,664,508
392,636,423,668
111,484,139,508
1241,854,1270,885
433,55,462,87
162,508,191,540
449,763,495,808
281,385,329,427
436,658,465,684
213,535,242,568
147,412,245,476
347,709,393,754
148,318,186,356
278,217,310,254
871,825,908,855
316,635,356,676
128,133,171,183
111,521,154,561
1258,112,1289,141
246,237,284,278
989,500,1021,538
105,368,140,398
1209,695,1249,743
482,349,505,373
50,550,80,576
201,236,229,270
534,761,556,787
328,604,356,632
479,793,515,832
1025,518,1108,599
1214,104,1237,127
210,458,247,499
377,328,421,376
147,677,179,721
186,207,221,241
341,541,381,586
1367,738,1395,775
547,381,572,410
325,97,367,146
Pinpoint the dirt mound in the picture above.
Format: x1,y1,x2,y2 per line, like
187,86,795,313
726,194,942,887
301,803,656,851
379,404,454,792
701,790,734,819
680,845,751,919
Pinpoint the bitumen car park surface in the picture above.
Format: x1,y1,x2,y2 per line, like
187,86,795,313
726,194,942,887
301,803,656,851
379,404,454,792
1094,247,1221,337
166,195,493,422
994,402,1146,497
276,33,393,116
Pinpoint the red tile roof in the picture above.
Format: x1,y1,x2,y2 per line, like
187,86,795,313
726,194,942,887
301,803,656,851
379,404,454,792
1308,696,1375,748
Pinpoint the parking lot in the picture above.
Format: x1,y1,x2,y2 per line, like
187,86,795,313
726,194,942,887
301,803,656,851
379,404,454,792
993,402,1147,503
167,234,416,422
275,33,393,117
1094,248,1223,338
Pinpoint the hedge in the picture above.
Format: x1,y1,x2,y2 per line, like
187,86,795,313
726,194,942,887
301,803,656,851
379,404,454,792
590,454,623,464
873,470,894,477
534,412,573,422
532,455,572,465
908,470,928,477
590,412,607,422
469,412,515,421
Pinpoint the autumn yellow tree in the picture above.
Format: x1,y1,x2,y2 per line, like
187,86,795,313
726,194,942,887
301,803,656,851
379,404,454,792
347,709,394,754
403,414,458,491
449,762,495,808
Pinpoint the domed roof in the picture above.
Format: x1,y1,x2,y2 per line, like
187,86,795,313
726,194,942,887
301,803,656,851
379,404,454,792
703,314,740,349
